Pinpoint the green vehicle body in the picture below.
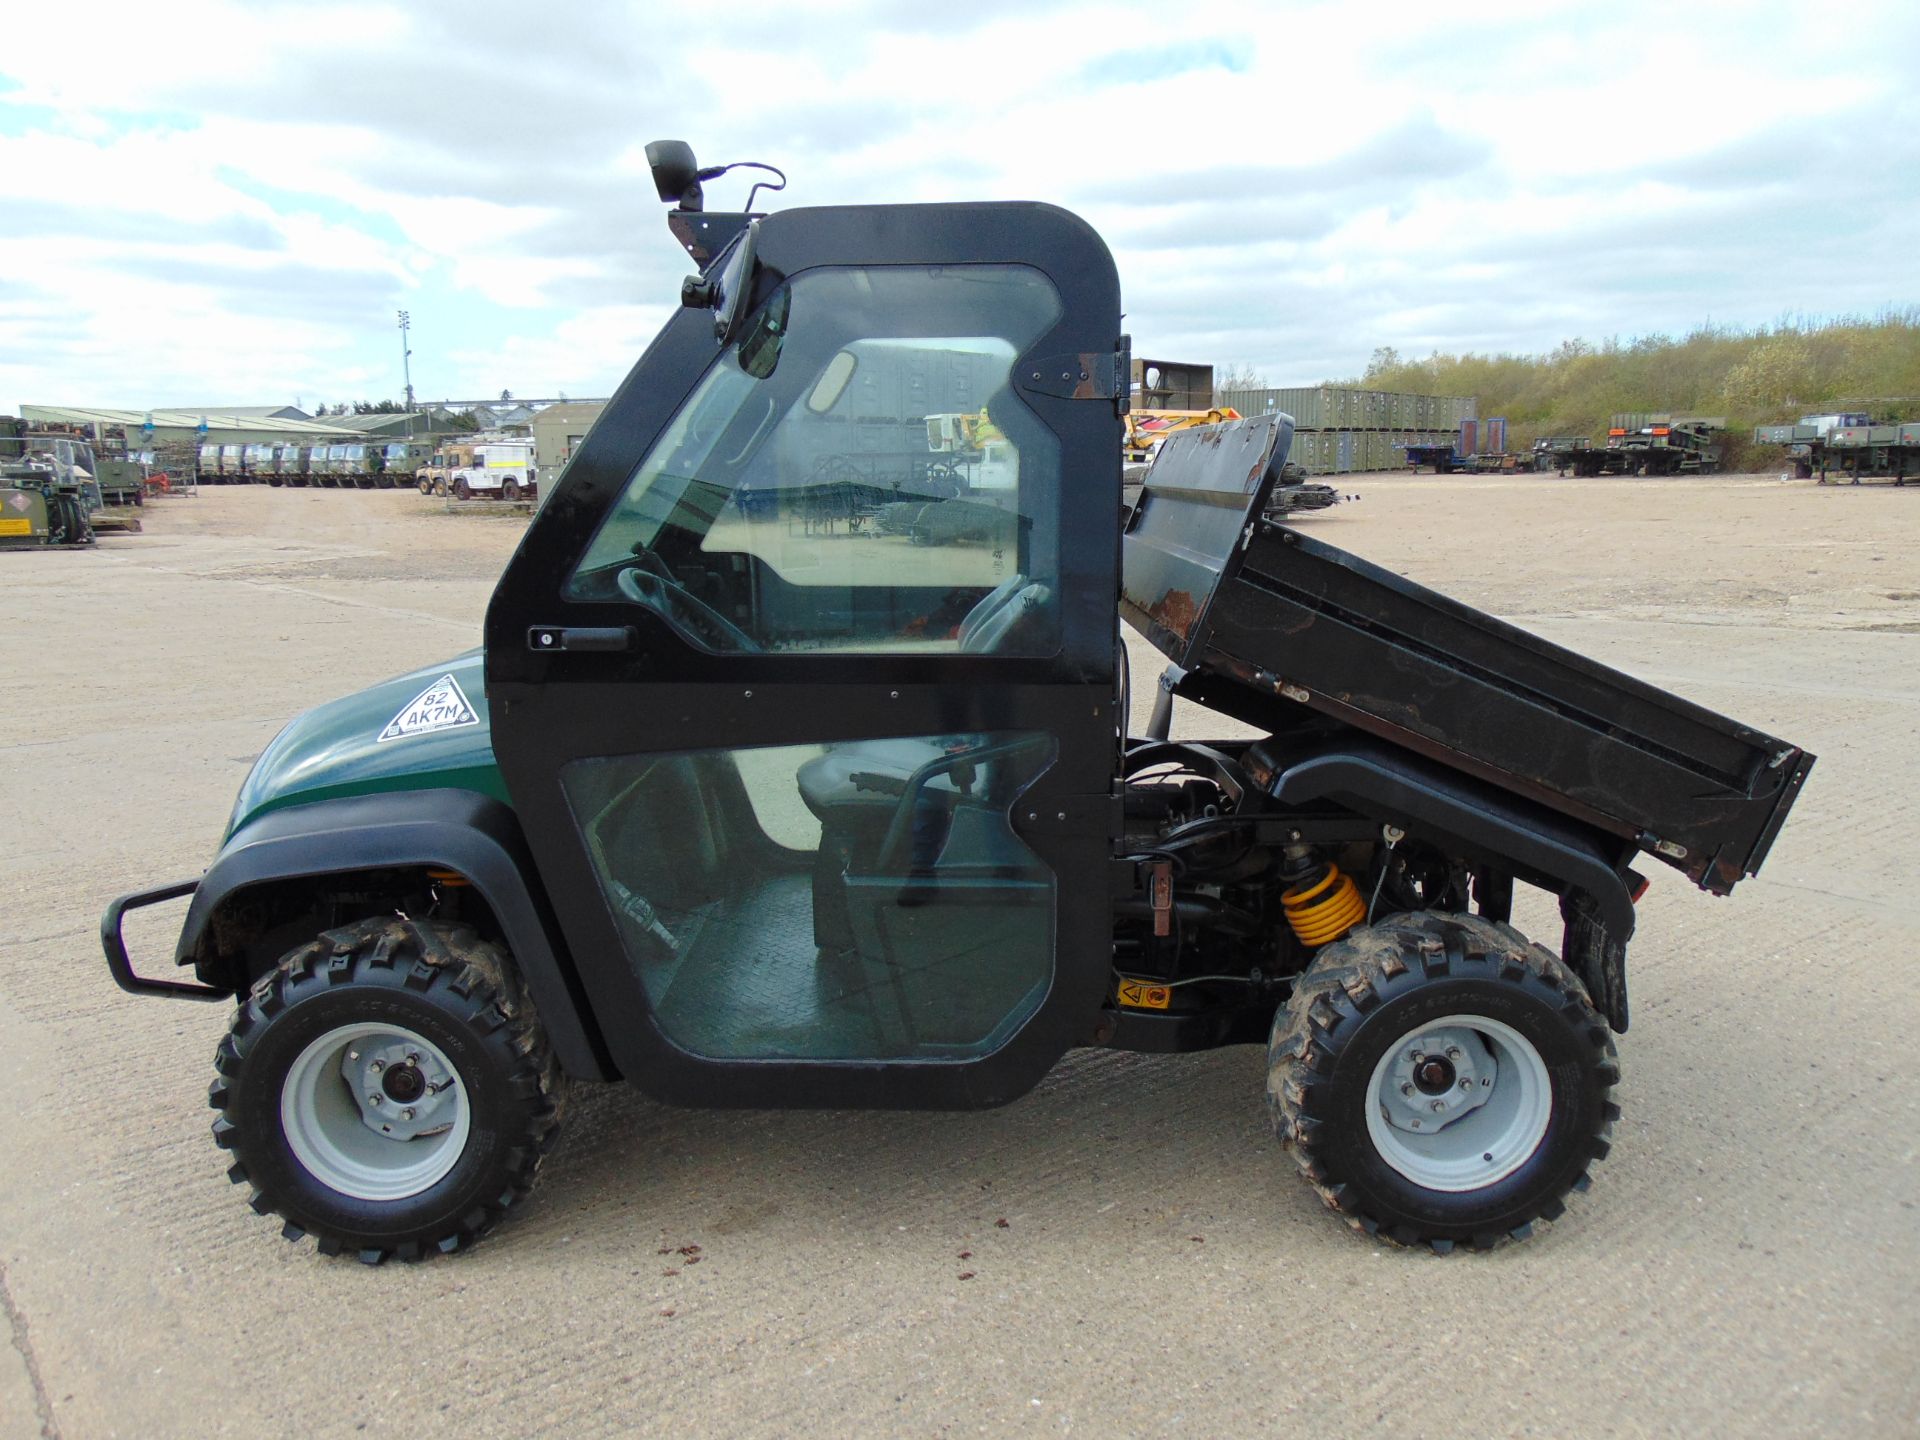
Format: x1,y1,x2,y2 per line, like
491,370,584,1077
271,444,310,486
225,650,507,838
381,440,437,485
244,443,276,486
1754,413,1918,481
0,481,93,547
3,428,102,544
93,455,147,505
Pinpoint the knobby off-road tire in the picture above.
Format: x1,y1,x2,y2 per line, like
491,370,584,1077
210,917,567,1263
1268,910,1618,1253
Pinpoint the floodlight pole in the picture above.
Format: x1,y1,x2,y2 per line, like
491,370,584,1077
397,310,416,431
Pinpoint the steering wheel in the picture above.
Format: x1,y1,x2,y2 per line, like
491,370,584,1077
617,557,763,652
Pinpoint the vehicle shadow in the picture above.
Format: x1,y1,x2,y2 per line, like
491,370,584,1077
517,1041,1323,1249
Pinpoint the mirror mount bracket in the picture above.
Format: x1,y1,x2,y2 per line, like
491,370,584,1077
667,210,753,270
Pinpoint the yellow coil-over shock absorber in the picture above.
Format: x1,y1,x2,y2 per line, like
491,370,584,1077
1280,849,1367,948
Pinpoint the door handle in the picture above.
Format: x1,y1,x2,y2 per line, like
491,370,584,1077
527,625,633,653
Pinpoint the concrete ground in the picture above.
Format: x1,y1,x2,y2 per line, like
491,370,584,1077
2,473,1916,1438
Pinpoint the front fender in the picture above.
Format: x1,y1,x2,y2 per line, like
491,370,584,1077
177,788,614,1080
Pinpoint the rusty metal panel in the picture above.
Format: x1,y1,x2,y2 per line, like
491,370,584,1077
1118,413,1294,659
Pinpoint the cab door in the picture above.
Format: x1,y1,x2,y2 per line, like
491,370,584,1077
485,202,1124,1109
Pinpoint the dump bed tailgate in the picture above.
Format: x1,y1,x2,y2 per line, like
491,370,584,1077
1120,414,1814,893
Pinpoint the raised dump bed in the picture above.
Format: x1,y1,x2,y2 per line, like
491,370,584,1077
1121,414,1813,895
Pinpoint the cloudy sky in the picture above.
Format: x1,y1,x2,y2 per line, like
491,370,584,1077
2,0,1915,410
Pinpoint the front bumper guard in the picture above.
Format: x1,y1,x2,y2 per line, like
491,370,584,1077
100,880,230,1001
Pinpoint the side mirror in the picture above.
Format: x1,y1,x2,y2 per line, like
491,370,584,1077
645,139,703,211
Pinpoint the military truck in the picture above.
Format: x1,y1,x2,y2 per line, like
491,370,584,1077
1547,417,1724,477
318,443,354,487
269,443,311,486
1753,412,1868,479
2,420,99,547
102,142,1813,1264
1819,421,1920,485
417,441,476,495
244,443,277,485
380,440,438,489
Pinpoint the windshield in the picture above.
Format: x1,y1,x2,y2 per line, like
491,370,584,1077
566,263,1064,656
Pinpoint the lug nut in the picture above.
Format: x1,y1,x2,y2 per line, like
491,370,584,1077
1429,1099,1446,1113
347,1050,360,1062
407,1052,420,1064
1410,1051,1425,1064
1401,1083,1415,1097
1446,1046,1462,1060
370,1059,385,1073
401,1108,415,1121
367,1094,382,1106
1460,1078,1472,1090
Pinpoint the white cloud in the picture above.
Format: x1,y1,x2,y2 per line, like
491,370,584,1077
1,0,1916,403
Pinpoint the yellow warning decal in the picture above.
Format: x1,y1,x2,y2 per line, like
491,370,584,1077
1116,978,1172,1010
0,518,32,537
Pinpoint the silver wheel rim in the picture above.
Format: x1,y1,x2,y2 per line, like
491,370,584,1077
1364,1013,1552,1192
281,1022,470,1202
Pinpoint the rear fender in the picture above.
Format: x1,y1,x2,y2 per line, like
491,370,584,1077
177,789,615,1080
1268,740,1636,1029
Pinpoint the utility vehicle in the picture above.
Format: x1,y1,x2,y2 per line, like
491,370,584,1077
103,142,1812,1262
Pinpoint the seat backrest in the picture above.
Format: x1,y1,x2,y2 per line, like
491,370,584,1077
956,573,1028,649
960,581,1053,654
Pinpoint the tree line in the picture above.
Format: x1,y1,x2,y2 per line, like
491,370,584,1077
1348,310,1920,465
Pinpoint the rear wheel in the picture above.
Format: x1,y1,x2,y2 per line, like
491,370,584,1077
1268,910,1617,1251
502,478,521,501
454,478,471,500
210,917,567,1262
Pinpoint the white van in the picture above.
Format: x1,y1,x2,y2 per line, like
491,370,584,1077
451,441,537,500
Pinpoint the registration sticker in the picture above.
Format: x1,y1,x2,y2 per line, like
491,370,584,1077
1116,978,1172,1009
377,673,481,742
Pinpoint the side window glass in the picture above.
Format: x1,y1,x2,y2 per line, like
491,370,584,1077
565,264,1064,656
563,732,1056,1061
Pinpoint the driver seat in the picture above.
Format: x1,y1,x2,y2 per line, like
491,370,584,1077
792,576,1054,945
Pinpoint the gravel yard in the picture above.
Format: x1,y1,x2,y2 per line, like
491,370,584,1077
2,472,1916,1438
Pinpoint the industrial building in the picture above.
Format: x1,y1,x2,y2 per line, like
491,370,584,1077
530,401,607,482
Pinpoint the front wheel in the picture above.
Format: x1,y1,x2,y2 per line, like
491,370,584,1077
210,917,566,1262
1268,911,1617,1251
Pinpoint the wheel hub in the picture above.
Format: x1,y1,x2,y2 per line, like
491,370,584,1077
280,1021,473,1203
339,1035,460,1142
1363,1012,1556,1193
1379,1024,1492,1134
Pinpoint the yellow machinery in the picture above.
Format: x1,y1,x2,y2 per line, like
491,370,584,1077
1124,407,1241,464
